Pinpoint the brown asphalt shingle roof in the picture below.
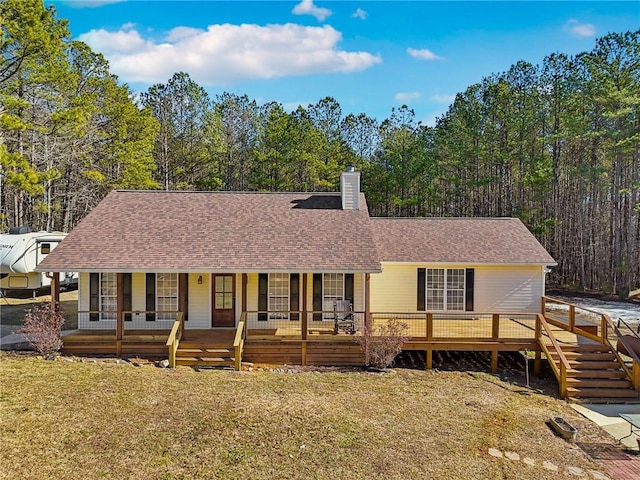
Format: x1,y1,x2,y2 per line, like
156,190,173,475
37,191,555,272
370,217,556,265
36,191,381,272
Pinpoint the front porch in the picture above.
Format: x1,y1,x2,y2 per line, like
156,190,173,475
59,297,640,403
63,309,547,369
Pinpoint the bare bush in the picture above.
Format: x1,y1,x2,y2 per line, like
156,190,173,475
18,303,65,357
356,318,409,369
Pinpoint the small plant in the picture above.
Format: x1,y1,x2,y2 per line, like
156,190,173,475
356,318,408,370
18,303,65,357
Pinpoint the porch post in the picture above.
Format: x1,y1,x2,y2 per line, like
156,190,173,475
302,273,308,341
116,273,124,356
365,273,371,329
50,273,60,310
242,274,247,312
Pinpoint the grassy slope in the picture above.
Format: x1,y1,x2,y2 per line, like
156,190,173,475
0,355,613,480
0,290,78,332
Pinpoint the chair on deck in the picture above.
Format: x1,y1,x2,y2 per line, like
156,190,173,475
334,299,356,334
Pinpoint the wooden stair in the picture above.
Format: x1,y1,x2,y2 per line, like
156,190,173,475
175,339,236,368
548,344,639,404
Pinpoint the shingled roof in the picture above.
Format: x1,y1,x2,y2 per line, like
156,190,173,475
36,191,381,273
370,217,556,265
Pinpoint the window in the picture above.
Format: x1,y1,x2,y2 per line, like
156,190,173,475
268,273,289,319
100,272,117,320
323,273,344,319
426,268,465,311
214,275,233,310
157,273,178,321
40,243,51,254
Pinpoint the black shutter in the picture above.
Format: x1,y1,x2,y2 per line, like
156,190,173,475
345,273,354,305
313,273,322,321
417,268,426,311
146,273,155,321
258,273,268,321
123,273,132,321
89,273,99,321
465,268,474,311
290,274,300,321
179,273,188,321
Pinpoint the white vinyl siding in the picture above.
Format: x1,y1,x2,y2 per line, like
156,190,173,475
370,263,546,314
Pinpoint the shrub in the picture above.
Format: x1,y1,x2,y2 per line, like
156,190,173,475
356,318,409,369
18,303,65,357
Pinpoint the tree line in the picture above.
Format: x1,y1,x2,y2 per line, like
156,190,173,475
1,1,638,296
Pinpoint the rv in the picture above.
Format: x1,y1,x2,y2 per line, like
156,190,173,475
0,227,78,293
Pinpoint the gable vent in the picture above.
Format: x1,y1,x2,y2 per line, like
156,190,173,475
341,166,360,210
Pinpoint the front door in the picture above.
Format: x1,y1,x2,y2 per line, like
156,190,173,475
212,274,235,327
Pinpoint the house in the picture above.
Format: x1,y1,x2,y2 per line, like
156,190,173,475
36,168,556,365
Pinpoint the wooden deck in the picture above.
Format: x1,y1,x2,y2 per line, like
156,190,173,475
57,300,640,403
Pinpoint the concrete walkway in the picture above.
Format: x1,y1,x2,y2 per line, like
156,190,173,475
572,403,640,480
572,404,640,451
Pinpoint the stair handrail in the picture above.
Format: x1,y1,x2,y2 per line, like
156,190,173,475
537,314,571,398
602,313,640,391
543,295,609,342
233,313,247,371
166,312,185,368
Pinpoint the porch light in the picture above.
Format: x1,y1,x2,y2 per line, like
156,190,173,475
197,275,203,284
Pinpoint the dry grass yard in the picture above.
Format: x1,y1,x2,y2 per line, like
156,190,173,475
0,353,619,480
0,290,78,335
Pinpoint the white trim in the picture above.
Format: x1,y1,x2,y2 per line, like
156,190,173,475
380,261,556,267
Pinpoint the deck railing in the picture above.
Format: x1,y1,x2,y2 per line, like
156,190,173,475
233,313,248,370
536,313,571,397
371,312,538,340
166,312,185,368
244,311,365,338
542,296,607,342
78,310,180,331
543,296,640,392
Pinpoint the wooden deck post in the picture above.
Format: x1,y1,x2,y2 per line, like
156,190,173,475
242,274,247,312
491,314,500,373
365,273,371,330
491,313,500,339
302,273,308,341
116,273,124,356
491,348,498,373
534,315,542,376
569,305,575,331
50,273,60,310
425,312,433,370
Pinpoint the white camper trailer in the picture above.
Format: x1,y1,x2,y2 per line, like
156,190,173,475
0,227,78,292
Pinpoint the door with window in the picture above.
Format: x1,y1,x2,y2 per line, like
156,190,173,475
212,274,235,327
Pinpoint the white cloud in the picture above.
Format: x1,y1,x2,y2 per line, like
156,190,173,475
352,8,367,20
407,47,443,61
565,19,596,38
78,23,381,85
79,28,148,54
430,94,455,104
292,0,332,22
395,92,421,103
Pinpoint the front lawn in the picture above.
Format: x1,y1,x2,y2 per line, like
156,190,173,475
0,354,615,479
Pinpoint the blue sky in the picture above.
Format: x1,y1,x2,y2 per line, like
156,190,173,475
52,1,640,125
